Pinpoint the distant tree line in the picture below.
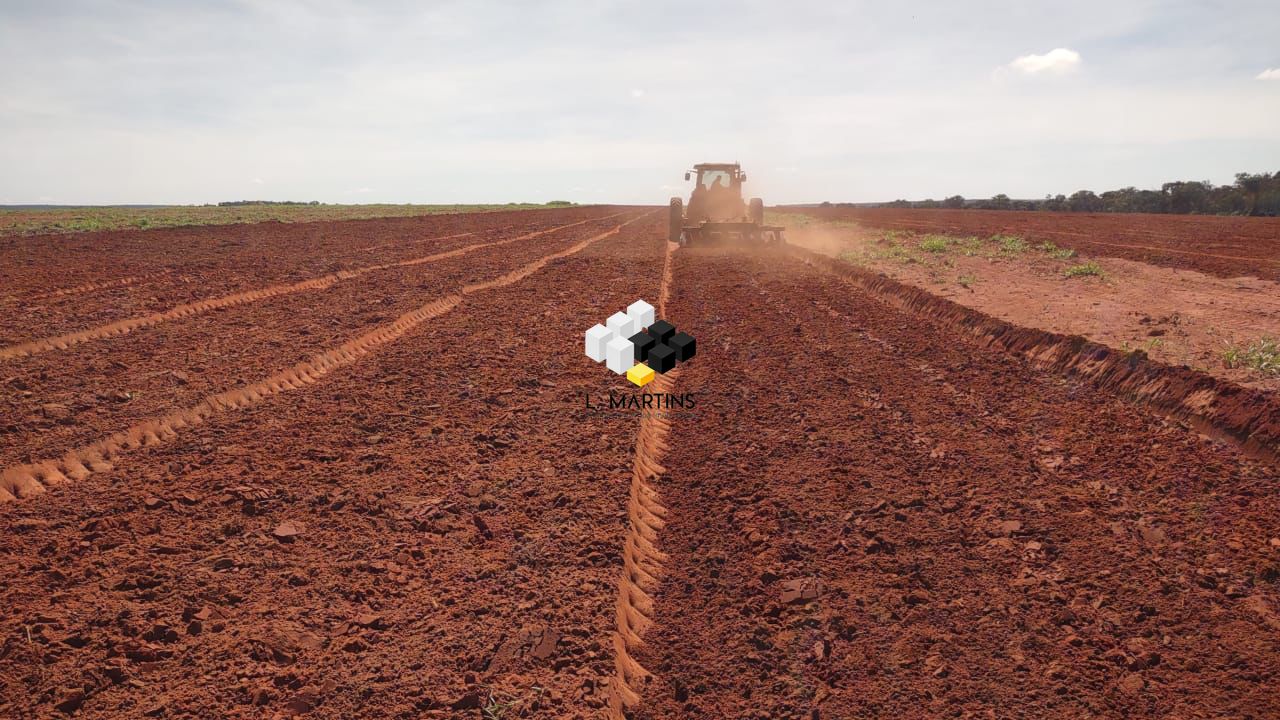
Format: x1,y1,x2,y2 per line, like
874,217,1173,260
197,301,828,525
217,200,322,206
852,172,1280,216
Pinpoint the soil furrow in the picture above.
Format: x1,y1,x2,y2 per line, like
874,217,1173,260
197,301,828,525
789,246,1280,463
0,214,642,470
606,237,679,718
0,214,669,719
15,272,170,303
0,215,619,361
0,207,627,341
633,246,1277,719
0,217,650,503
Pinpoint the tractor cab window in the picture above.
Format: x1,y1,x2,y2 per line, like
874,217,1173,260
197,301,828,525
699,170,732,190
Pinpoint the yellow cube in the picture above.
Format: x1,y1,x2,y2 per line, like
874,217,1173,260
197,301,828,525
626,363,655,388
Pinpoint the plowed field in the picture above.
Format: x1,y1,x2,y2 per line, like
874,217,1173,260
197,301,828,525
798,207,1280,281
1,208,1277,719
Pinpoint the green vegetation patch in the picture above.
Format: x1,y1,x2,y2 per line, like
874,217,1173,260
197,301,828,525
1037,241,1076,259
869,240,920,264
763,212,863,231
992,234,1028,254
0,201,579,237
919,235,951,253
764,211,818,228
956,236,984,256
1063,261,1104,278
1222,337,1280,375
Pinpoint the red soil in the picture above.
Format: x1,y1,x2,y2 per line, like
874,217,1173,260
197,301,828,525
636,246,1279,719
0,207,616,341
801,207,1280,281
1,209,1277,719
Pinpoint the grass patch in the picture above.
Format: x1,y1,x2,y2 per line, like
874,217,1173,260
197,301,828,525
1063,261,1104,278
957,274,977,288
957,236,984,256
763,211,863,231
919,235,951,253
764,211,818,228
1037,241,1076,259
992,234,1028,254
868,241,920,264
1222,337,1280,375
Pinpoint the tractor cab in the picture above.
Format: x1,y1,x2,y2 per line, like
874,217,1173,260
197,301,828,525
687,163,746,190
668,162,783,246
685,163,748,222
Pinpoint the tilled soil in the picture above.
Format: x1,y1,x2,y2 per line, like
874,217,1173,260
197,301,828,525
0,207,623,341
0,214,631,472
0,211,662,718
801,207,1280,281
2,210,1278,719
634,247,1279,719
786,220,1280,394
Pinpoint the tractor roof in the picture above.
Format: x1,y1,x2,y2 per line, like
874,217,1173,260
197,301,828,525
693,162,740,170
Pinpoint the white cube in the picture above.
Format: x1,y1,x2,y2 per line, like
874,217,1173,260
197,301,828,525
585,324,612,362
605,336,635,374
627,299,655,329
606,311,637,342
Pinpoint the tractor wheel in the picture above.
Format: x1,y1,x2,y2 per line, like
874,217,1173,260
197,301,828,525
749,197,764,225
668,197,683,244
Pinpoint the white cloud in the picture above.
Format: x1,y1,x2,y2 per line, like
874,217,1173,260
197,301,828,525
630,88,645,98
1006,48,1082,75
252,177,264,184
1258,68,1280,81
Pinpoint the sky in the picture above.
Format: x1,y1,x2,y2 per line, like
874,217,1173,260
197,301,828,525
2,0,1279,205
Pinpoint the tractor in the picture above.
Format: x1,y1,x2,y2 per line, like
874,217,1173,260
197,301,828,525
669,163,784,246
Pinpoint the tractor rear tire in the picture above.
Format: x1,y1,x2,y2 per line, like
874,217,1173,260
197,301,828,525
749,197,764,225
669,197,683,244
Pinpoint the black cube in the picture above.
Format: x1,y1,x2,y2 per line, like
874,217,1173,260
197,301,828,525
648,320,676,344
668,332,696,361
647,343,677,374
629,331,656,362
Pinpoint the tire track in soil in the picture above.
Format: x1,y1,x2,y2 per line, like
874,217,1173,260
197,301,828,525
0,216,624,361
0,214,652,503
357,230,474,252
605,238,679,718
0,272,171,306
